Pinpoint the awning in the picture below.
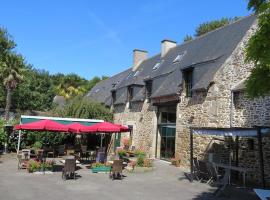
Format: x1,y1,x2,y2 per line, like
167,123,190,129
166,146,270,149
191,127,270,137
15,119,68,132
66,122,92,134
80,122,130,133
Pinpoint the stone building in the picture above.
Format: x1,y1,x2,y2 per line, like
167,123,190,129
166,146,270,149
87,15,270,185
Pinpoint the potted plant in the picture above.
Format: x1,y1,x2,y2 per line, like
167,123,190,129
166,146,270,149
116,149,127,159
91,162,111,173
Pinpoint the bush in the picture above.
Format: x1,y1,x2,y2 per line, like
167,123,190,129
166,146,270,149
92,162,105,168
136,155,144,167
0,119,6,148
27,160,55,173
27,160,41,173
117,149,127,158
134,149,146,158
33,141,42,150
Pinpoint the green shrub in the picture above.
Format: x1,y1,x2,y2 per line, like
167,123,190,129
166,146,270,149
134,149,146,158
117,149,127,158
27,160,41,173
33,141,42,150
92,162,105,168
136,155,144,167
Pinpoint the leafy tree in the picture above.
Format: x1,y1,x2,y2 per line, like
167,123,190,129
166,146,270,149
183,35,193,42
52,73,88,100
12,66,55,111
0,27,16,58
0,119,7,147
53,96,113,122
0,53,25,120
248,0,266,12
195,17,239,37
245,1,270,98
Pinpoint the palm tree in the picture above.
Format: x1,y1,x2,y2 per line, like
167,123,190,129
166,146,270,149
0,53,24,121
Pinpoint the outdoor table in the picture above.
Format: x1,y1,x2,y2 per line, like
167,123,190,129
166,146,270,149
213,163,252,187
254,189,270,200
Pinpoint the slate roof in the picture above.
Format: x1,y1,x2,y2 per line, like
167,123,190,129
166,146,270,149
86,68,131,105
87,15,256,105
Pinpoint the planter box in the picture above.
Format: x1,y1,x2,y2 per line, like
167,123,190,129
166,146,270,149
92,166,111,173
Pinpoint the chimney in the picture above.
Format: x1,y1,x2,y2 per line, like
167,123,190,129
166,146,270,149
133,49,148,71
161,39,176,57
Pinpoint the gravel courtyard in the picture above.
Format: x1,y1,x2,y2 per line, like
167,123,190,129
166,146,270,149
0,154,257,200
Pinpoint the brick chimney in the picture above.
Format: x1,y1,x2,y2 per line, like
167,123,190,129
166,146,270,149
161,39,176,57
133,49,148,71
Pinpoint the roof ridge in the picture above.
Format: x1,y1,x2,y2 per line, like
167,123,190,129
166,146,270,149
176,14,256,47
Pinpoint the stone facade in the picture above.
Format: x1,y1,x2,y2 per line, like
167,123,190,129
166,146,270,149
113,101,157,157
111,20,270,185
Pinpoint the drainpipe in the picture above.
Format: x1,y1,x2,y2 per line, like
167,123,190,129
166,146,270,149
230,91,234,128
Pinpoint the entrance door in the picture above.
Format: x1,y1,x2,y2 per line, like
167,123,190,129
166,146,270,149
160,126,176,160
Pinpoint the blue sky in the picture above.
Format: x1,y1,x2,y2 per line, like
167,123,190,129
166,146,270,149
0,0,251,80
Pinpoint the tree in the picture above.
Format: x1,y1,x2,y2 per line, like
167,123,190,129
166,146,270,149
247,0,266,12
0,53,24,120
245,1,270,98
12,66,55,111
0,27,15,58
183,35,193,42
195,17,239,37
53,96,113,122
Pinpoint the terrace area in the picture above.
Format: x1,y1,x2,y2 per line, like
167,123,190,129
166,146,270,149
0,154,258,200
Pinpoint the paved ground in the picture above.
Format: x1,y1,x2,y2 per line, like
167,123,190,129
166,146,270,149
0,154,258,200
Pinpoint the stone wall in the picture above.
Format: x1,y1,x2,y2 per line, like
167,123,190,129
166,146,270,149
113,101,157,157
176,20,270,186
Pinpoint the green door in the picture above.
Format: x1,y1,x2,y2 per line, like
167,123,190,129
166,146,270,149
114,133,121,150
160,126,176,160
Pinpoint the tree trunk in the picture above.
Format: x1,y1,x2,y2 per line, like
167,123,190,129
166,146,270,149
4,87,12,121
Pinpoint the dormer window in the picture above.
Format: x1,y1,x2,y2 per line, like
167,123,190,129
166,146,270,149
112,91,116,104
173,51,187,63
183,69,193,97
128,86,134,102
145,80,152,100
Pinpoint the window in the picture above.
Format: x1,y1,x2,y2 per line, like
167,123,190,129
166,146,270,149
125,73,132,80
133,70,140,77
112,91,116,104
233,91,243,109
184,69,193,97
145,80,152,99
153,63,161,71
128,86,133,101
173,51,187,63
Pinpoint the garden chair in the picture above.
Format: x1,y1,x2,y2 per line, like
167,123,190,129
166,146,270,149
206,162,222,185
21,149,31,159
80,145,88,161
109,160,123,180
17,154,29,170
62,158,76,180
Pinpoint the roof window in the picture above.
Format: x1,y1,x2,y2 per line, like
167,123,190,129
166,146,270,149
133,70,140,77
125,73,133,80
173,51,187,63
152,63,161,71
